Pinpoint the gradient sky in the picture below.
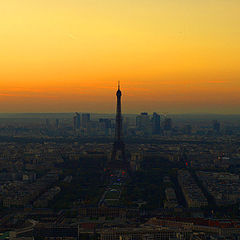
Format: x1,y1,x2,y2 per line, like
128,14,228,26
1,0,240,113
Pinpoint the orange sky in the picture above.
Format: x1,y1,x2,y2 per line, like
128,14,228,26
0,0,240,113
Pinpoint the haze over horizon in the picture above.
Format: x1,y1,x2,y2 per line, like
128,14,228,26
1,0,240,114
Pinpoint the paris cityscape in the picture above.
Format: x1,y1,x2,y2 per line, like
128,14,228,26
1,0,240,239
1,84,240,239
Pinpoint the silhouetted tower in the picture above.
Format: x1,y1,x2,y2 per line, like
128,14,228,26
76,113,81,129
82,113,90,128
111,82,127,169
73,115,77,131
152,112,161,135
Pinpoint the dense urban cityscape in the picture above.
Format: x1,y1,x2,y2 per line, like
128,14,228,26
2,0,240,238
0,85,240,240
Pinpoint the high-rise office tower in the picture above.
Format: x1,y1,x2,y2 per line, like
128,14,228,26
82,113,90,128
136,112,151,135
73,112,81,131
99,118,112,135
163,117,172,131
136,113,148,129
73,115,77,131
55,119,59,129
152,112,161,135
76,113,81,129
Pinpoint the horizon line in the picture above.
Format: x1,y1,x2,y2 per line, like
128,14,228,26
1,112,240,115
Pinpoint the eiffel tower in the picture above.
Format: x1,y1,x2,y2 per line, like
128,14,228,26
108,82,129,172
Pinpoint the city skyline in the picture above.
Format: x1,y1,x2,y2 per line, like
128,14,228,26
1,0,240,114
1,1,240,237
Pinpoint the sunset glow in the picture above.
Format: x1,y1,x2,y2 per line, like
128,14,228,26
1,0,240,113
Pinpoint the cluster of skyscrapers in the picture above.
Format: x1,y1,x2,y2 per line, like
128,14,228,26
71,111,173,137
73,112,91,131
136,112,172,135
